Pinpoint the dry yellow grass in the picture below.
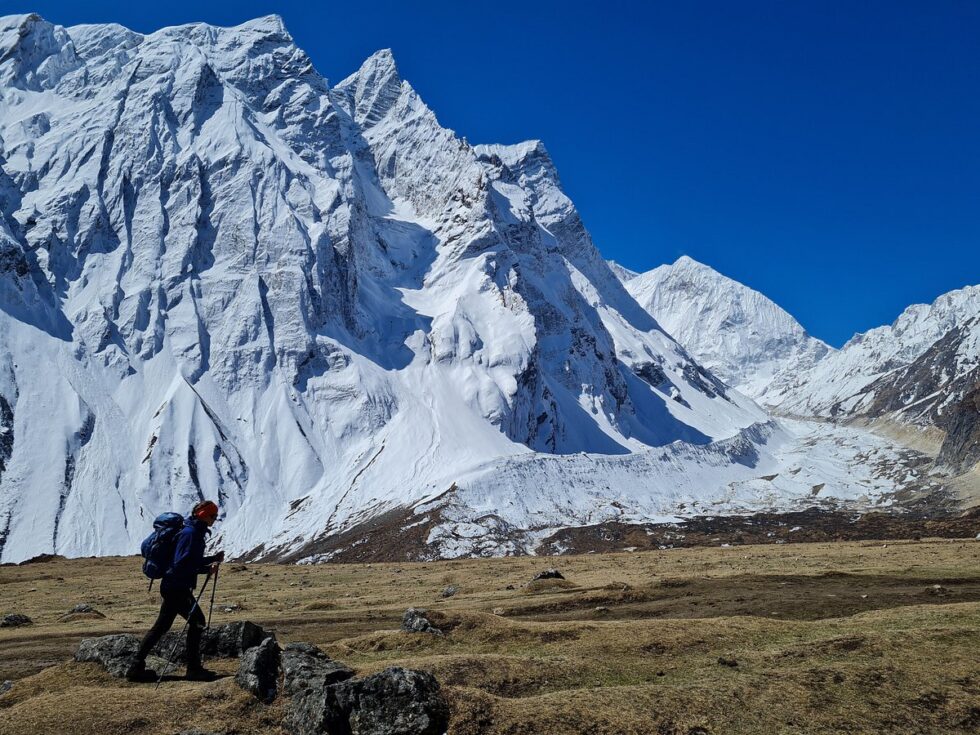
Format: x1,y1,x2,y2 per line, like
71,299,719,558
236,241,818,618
2,538,979,734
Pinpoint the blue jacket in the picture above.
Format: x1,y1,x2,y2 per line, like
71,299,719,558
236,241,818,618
161,517,217,593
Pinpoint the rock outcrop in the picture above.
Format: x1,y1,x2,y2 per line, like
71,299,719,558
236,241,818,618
236,637,281,703
287,666,449,735
401,608,442,636
154,621,273,663
282,642,354,696
74,634,141,678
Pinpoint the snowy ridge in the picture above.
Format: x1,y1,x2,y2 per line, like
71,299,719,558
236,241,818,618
621,255,979,475
765,285,980,420
624,256,832,400
0,14,782,563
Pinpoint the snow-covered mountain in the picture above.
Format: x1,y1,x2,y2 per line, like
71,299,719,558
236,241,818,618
765,287,980,473
0,13,782,563
620,257,980,477
623,256,832,400
0,14,964,564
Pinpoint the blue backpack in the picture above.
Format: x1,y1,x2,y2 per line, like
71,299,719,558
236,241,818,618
140,512,184,587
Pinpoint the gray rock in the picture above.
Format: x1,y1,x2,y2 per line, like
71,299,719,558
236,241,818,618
0,680,12,696
282,642,354,696
401,608,442,636
153,620,273,663
531,569,564,581
287,666,449,735
75,634,141,677
0,613,32,627
440,585,458,598
60,604,106,621
236,637,281,703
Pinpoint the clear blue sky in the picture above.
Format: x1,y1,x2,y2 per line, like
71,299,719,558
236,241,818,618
15,1,980,346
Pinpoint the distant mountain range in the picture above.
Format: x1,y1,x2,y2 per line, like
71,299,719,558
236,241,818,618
0,14,974,563
621,257,980,477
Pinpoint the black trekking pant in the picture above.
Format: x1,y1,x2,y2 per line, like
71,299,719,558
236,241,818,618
136,586,206,668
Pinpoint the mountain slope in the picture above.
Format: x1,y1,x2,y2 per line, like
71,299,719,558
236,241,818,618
623,256,832,400
621,255,979,476
0,14,773,563
765,287,980,473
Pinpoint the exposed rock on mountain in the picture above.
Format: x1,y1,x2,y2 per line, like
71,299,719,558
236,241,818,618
621,259,979,476
0,13,771,563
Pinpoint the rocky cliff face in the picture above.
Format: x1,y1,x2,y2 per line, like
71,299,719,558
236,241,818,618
0,14,766,562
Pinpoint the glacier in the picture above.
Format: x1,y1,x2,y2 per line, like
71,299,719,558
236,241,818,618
0,14,960,563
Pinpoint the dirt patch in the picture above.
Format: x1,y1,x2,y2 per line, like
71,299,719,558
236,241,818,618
538,506,980,555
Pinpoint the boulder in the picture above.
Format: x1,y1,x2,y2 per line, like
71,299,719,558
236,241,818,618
531,569,564,581
287,667,449,735
282,642,354,696
236,637,281,703
153,620,273,663
0,613,32,627
69,603,96,613
75,634,141,678
401,608,442,636
0,680,12,696
440,585,458,598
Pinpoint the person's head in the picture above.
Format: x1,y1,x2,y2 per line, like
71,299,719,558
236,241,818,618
191,500,219,527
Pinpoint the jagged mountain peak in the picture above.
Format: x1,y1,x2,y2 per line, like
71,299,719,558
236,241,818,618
0,15,772,563
622,257,832,399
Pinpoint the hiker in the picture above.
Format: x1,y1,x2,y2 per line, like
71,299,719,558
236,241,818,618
127,500,225,682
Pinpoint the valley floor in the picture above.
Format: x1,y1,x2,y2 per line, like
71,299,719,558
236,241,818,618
2,540,980,734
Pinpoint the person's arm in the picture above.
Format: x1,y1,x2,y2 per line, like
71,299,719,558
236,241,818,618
199,548,226,573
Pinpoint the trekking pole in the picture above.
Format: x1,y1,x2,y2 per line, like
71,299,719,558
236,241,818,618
155,572,211,688
201,565,218,667
206,565,218,632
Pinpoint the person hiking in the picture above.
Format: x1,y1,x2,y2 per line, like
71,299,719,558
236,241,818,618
127,500,225,682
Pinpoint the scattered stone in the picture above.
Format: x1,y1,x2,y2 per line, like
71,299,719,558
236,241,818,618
440,585,458,598
288,667,449,735
492,607,505,616
860,594,869,599
925,584,950,596
531,569,564,581
75,634,141,678
153,620,272,663
593,606,610,615
0,680,12,696
401,608,442,635
718,657,739,668
221,603,243,613
59,603,107,622
282,642,354,696
0,613,32,628
236,637,281,703
504,584,515,590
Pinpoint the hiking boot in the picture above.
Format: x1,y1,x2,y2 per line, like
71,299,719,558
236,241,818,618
185,666,218,682
125,657,154,682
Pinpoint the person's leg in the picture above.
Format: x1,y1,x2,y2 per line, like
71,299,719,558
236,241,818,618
135,595,180,661
171,588,208,672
